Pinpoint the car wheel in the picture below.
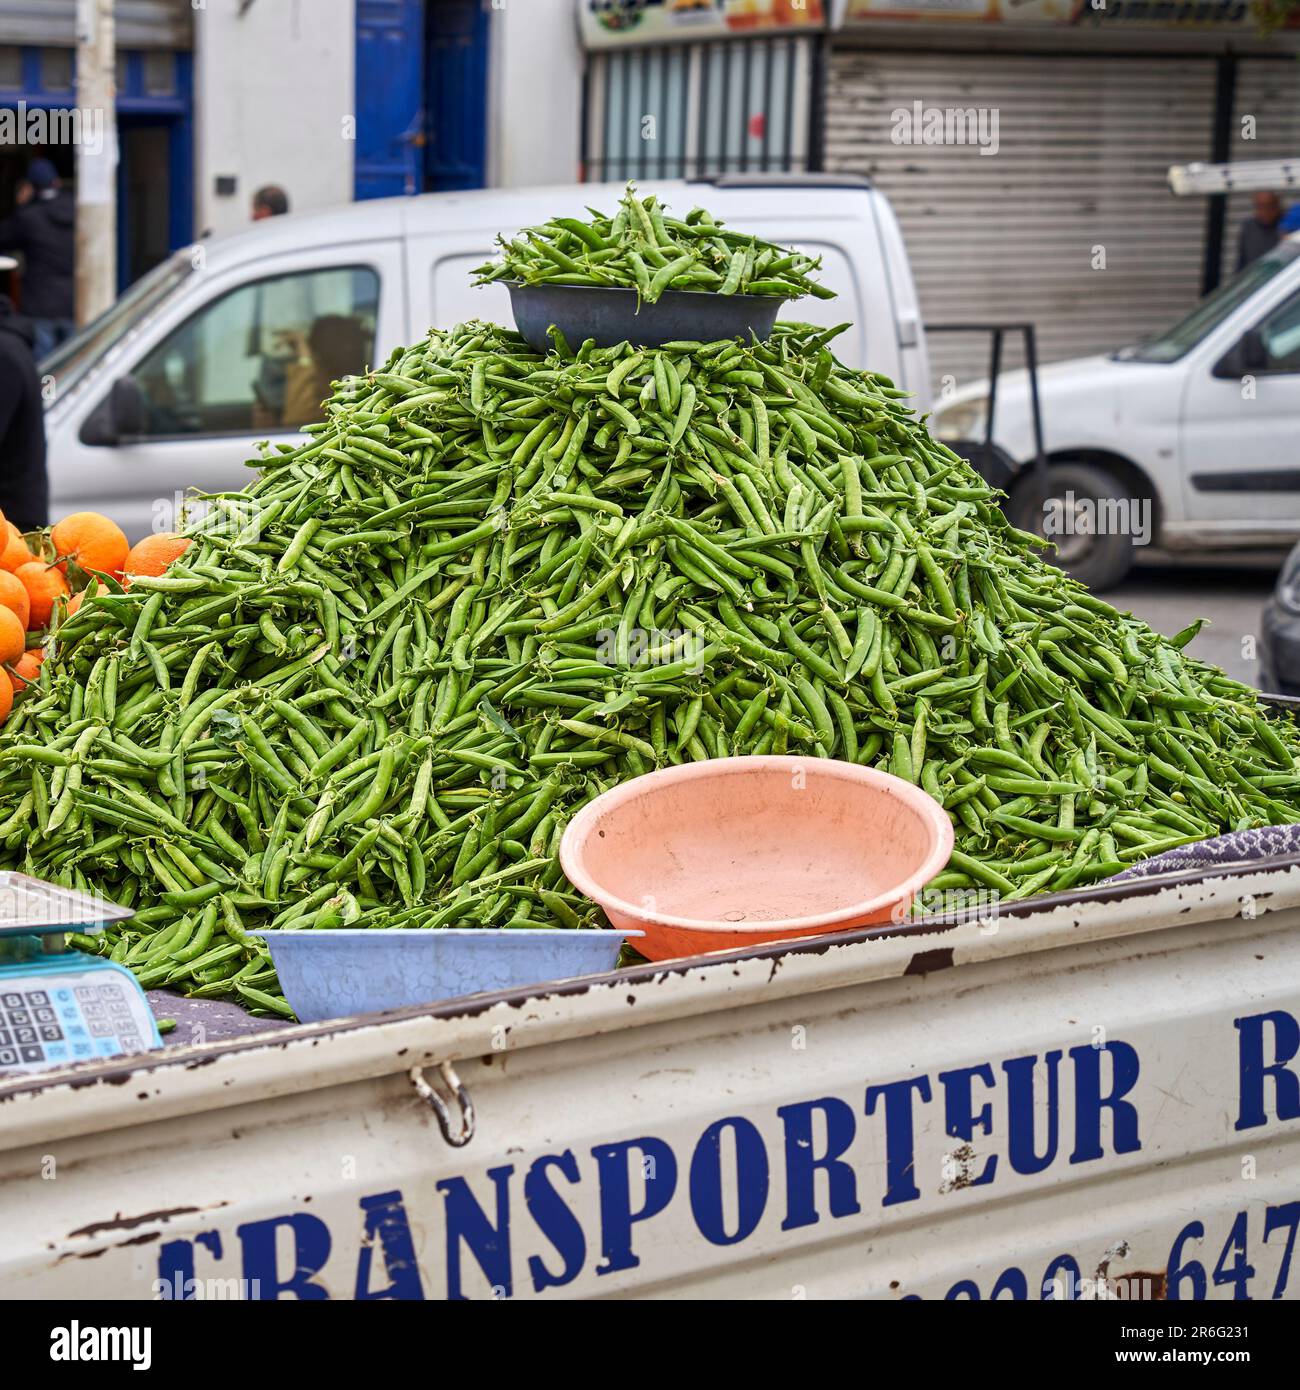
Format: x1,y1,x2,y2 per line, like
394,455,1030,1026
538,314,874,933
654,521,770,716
1007,462,1139,592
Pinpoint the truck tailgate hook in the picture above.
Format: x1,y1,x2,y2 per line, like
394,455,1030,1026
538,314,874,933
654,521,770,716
409,1061,475,1147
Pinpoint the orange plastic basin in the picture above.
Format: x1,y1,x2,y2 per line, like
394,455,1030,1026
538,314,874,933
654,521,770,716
559,756,953,961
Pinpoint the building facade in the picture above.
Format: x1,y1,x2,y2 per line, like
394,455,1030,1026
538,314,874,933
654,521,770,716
198,0,586,236
823,1,1300,386
1,0,1296,390
0,0,193,291
0,0,585,295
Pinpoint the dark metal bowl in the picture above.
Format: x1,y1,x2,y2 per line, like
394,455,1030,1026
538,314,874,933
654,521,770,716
506,281,786,354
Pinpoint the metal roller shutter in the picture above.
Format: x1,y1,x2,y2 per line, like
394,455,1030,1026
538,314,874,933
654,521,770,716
824,47,1217,391
584,36,815,182
1227,58,1300,271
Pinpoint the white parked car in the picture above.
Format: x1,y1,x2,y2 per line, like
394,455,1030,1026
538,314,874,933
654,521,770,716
41,175,930,541
933,236,1300,590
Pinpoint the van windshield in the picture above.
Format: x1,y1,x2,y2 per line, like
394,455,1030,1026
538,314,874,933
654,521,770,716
42,251,194,395
1117,240,1300,363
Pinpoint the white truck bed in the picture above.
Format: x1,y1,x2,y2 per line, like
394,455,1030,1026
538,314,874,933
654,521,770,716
2,855,1299,1300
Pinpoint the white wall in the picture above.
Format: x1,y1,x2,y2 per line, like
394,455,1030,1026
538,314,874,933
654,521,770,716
487,0,584,188
194,0,355,239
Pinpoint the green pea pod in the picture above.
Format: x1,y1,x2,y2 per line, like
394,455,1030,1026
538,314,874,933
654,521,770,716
170,900,220,963
337,743,397,827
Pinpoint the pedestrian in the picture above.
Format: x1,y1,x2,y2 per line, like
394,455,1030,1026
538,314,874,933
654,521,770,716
252,185,290,221
0,257,50,531
0,158,75,362
1237,190,1284,270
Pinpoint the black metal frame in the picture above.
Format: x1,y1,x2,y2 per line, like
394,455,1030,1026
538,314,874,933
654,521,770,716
1202,54,1237,297
925,322,1049,495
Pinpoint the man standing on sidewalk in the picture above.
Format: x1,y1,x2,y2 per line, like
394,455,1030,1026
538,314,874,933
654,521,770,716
0,257,50,530
0,159,77,361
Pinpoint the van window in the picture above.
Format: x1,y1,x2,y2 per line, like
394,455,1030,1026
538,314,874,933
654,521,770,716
129,266,380,438
44,250,192,389
1256,290,1300,373
1120,241,1300,364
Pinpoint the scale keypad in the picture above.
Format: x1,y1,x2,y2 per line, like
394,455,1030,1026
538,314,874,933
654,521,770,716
0,980,151,1071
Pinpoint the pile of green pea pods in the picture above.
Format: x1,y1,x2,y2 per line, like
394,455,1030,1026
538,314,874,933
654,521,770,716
474,182,833,304
1,314,1298,1015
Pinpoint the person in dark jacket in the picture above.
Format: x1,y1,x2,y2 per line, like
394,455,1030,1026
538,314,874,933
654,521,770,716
0,264,50,530
0,158,76,361
1237,191,1284,270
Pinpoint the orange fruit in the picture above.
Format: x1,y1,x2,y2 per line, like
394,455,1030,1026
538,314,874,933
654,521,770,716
9,648,42,693
0,607,24,666
52,511,130,579
123,531,190,579
0,524,33,574
65,578,106,619
0,672,13,727
15,562,69,630
0,570,30,629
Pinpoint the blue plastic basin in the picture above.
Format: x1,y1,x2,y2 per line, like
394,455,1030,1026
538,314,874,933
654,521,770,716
251,928,640,1023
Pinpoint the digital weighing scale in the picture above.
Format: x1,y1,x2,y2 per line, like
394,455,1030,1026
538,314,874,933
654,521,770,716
0,873,161,1075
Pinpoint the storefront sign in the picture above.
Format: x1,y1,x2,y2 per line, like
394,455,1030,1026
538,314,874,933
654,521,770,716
844,0,1272,26
580,0,832,49
580,0,1278,43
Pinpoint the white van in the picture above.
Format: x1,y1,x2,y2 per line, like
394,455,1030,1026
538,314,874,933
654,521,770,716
933,235,1300,590
41,175,930,541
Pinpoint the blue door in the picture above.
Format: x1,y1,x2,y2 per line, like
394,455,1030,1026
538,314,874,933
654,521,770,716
354,0,490,200
355,0,425,200
425,0,489,192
